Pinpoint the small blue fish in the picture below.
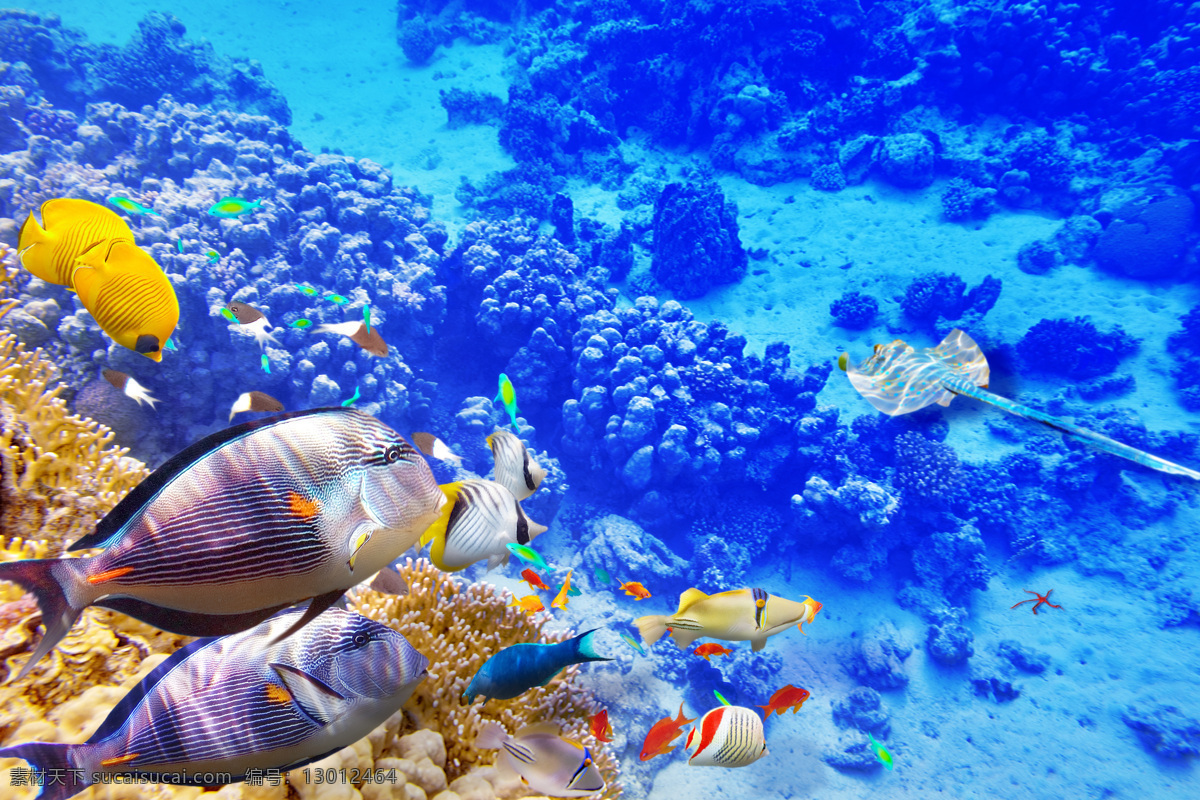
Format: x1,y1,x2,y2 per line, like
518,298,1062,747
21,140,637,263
341,386,361,407
261,353,270,374
0,609,427,793
205,249,220,264
594,567,612,585
209,197,262,218
364,304,371,334
463,630,611,703
107,196,160,216
164,337,178,352
495,373,519,428
555,579,582,597
296,284,319,296
505,542,547,570
176,239,184,253
291,318,313,329
220,307,236,322
714,689,731,706
620,632,645,656
324,293,350,305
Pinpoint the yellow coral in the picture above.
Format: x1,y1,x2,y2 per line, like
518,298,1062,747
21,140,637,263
350,558,622,798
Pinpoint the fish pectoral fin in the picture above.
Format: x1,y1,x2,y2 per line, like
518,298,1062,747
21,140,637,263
269,590,347,645
486,553,507,572
368,565,409,596
346,521,375,570
751,636,768,652
270,662,345,725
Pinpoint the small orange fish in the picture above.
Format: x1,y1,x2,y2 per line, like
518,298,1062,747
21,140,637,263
693,643,734,662
798,595,823,633
551,569,574,611
507,594,545,614
640,702,695,761
590,709,614,743
757,684,811,717
520,568,550,591
621,581,652,600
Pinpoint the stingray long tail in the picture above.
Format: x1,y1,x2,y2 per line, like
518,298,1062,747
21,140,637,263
951,382,1200,481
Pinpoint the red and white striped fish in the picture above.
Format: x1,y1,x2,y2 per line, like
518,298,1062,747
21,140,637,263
684,705,769,768
0,408,445,681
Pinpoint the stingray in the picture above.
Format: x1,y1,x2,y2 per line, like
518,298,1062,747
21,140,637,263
839,328,1200,480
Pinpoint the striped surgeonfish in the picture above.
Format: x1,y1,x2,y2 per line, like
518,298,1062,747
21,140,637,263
0,408,445,681
0,608,428,800
487,428,547,501
17,198,134,287
684,705,769,767
418,479,547,572
635,588,822,652
476,721,606,797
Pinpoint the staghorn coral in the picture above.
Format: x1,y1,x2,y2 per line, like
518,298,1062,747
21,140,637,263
350,557,622,798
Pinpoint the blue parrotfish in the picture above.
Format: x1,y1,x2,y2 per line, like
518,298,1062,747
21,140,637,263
487,429,546,501
463,629,612,703
418,480,547,573
107,196,160,216
476,722,606,797
341,386,361,407
840,328,1200,480
208,197,262,218
495,373,520,428
0,609,428,799
0,408,446,681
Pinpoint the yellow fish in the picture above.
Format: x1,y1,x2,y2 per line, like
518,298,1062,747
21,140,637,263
72,239,180,361
17,198,134,287
551,569,574,611
508,594,546,614
635,588,822,652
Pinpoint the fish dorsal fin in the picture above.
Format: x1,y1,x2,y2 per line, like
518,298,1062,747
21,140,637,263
71,408,360,551
270,662,345,725
676,588,710,615
516,722,563,738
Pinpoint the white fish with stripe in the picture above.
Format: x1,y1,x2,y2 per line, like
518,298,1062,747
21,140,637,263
102,368,158,410
487,428,546,501
476,721,605,797
418,479,547,572
635,588,822,652
684,705,769,767
0,609,428,800
0,408,445,681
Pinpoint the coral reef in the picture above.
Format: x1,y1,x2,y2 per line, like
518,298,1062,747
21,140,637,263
648,182,747,300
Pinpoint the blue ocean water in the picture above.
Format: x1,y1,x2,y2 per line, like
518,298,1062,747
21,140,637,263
0,1,1198,798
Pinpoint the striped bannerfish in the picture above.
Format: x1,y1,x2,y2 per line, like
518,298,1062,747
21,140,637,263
634,588,823,652
684,705,769,767
476,721,606,797
71,239,180,361
16,198,134,287
0,408,445,681
0,609,428,800
418,479,547,572
486,429,547,501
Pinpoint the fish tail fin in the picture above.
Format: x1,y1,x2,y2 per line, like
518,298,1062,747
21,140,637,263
475,721,508,750
634,614,669,646
252,326,280,348
0,741,85,800
572,629,613,663
756,705,773,718
0,558,86,682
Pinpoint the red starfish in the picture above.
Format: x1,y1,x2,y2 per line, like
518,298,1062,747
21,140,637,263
1011,589,1062,615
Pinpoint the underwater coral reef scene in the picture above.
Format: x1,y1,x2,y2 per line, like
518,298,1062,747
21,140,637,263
2,1,1200,799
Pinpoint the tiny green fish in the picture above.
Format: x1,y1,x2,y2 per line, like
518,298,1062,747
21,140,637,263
296,284,319,296
364,304,371,334
209,197,262,218
555,581,582,597
205,249,220,264
220,308,236,322
107,196,160,216
594,567,611,585
713,690,731,706
164,337,179,352
619,632,645,656
176,239,184,253
867,732,894,770
495,373,519,428
324,293,350,305
290,318,313,329
340,386,361,407
260,354,270,374
505,543,547,571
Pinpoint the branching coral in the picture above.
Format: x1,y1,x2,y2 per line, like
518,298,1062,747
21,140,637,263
350,557,622,798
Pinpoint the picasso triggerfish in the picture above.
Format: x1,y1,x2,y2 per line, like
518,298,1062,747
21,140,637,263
476,721,605,797
0,609,428,799
0,408,445,681
635,588,822,652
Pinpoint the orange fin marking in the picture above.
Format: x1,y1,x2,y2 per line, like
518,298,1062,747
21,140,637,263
288,491,323,519
101,753,140,767
265,684,292,705
88,566,134,585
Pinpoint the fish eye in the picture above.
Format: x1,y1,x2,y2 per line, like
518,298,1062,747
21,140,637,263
384,444,403,463
353,632,370,647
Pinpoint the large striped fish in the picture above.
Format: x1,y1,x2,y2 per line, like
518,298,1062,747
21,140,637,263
419,479,546,572
0,609,428,800
486,429,547,501
635,588,822,652
17,198,134,287
684,705,769,767
0,408,445,681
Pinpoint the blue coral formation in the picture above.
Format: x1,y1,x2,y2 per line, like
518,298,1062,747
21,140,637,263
649,182,747,300
829,291,878,330
1016,316,1138,380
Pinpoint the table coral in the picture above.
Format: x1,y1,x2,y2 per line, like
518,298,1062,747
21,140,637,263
348,558,622,798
